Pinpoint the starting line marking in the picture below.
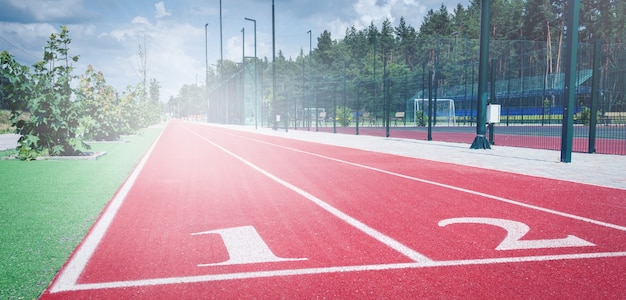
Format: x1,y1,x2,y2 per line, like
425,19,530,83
55,251,626,292
49,124,626,293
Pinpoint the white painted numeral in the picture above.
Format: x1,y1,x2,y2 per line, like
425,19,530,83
192,226,307,267
438,217,595,250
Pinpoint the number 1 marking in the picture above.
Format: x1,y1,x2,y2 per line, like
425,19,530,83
192,226,308,267
438,217,595,250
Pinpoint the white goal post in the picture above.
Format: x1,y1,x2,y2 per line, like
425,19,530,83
414,98,456,126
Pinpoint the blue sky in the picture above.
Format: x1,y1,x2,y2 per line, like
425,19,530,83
0,0,469,99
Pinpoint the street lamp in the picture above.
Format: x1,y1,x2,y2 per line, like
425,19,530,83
205,23,209,122
241,27,245,63
219,0,223,74
218,0,224,124
241,27,245,126
452,31,458,88
245,17,258,129
307,29,312,131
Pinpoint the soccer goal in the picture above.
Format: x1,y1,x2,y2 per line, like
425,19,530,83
414,98,456,126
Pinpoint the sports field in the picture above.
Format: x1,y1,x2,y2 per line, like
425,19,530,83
38,120,626,298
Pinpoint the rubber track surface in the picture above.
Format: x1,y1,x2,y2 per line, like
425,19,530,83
42,121,626,299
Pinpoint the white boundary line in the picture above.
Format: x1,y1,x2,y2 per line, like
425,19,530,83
48,124,626,293
49,127,167,293
52,251,626,292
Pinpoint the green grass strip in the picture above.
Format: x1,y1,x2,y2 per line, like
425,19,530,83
0,126,163,299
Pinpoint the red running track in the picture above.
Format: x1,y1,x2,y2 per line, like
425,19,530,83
41,120,626,299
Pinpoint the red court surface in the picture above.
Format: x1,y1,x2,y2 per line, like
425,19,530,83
42,121,626,299
311,126,626,155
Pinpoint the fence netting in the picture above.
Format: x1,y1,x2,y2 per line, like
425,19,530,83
208,38,626,155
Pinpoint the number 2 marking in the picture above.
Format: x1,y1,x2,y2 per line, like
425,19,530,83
192,226,308,267
438,217,595,250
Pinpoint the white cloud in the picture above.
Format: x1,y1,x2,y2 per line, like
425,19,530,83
100,16,206,98
225,35,243,62
353,0,393,26
155,1,172,19
132,16,151,26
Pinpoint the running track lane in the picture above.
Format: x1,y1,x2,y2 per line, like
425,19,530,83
42,121,626,299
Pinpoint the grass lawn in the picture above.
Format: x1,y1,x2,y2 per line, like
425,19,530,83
0,126,163,299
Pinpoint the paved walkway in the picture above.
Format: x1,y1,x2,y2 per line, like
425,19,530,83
218,125,626,190
0,134,19,151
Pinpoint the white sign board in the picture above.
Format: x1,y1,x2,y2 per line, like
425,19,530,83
486,104,501,123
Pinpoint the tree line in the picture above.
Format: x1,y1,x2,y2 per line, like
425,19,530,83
171,0,626,123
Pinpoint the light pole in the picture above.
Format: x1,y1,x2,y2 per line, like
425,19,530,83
272,0,280,130
218,0,224,124
470,0,491,149
307,29,312,131
241,27,245,126
241,27,245,63
452,31,458,87
205,23,209,122
219,0,223,73
245,17,257,129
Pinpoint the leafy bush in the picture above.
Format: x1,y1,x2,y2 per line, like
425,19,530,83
75,65,121,141
335,106,353,127
2,26,161,160
416,109,426,126
1,26,88,160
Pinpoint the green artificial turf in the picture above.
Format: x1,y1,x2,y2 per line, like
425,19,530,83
0,126,163,299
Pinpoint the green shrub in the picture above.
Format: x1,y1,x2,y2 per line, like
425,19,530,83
3,26,89,160
76,65,121,141
335,106,353,127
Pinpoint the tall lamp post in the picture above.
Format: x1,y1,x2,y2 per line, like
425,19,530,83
271,0,285,131
307,29,312,131
452,31,458,87
245,18,258,129
218,0,224,123
219,0,223,73
560,0,581,162
205,23,209,122
470,0,491,149
241,27,245,126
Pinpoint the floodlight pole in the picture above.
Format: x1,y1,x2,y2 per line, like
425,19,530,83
307,30,312,131
271,0,284,131
205,23,209,122
241,28,245,64
245,18,257,129
219,0,224,123
470,0,491,149
242,27,245,126
453,31,458,86
560,0,580,163
428,70,433,141
219,0,223,71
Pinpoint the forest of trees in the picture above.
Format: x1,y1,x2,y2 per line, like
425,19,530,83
170,0,626,125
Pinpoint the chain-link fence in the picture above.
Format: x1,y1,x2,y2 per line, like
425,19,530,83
209,38,626,155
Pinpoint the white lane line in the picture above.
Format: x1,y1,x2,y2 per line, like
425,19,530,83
185,127,433,264
60,251,626,291
231,131,626,233
49,127,167,293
